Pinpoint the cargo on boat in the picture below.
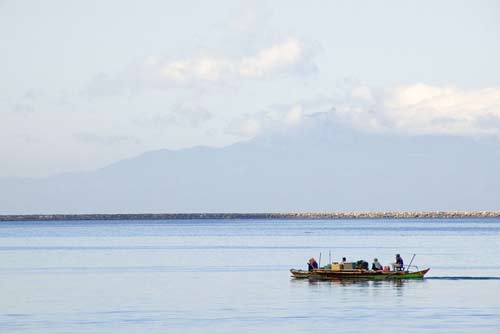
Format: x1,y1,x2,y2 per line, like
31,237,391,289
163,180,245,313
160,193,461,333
290,268,430,280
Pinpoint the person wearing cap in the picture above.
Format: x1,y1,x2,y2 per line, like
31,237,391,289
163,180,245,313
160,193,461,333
392,254,404,271
307,257,318,271
371,258,383,270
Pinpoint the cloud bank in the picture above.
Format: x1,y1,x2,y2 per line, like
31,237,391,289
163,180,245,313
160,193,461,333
337,83,500,136
231,84,500,138
88,38,316,96
157,38,306,82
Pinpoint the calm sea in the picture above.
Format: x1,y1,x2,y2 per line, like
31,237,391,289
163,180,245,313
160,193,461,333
1,218,500,333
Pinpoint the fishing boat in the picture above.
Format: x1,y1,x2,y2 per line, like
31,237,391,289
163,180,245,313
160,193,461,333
290,268,430,280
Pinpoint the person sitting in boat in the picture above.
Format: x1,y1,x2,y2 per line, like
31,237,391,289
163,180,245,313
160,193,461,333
308,257,318,271
371,258,383,271
392,254,404,271
341,257,347,264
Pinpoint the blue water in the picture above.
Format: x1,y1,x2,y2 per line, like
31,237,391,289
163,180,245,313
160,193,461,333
1,218,500,333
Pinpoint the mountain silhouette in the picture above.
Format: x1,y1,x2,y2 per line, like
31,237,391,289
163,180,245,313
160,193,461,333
2,118,499,214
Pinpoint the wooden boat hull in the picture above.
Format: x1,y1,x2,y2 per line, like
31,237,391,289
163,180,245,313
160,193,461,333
290,268,430,280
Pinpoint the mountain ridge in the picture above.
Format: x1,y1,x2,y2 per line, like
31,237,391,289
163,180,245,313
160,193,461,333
1,123,499,214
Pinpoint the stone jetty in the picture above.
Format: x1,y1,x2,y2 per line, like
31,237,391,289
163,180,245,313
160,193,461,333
1,211,500,221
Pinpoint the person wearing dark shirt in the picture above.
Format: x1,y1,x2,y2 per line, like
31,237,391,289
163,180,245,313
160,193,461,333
392,254,404,271
308,257,318,271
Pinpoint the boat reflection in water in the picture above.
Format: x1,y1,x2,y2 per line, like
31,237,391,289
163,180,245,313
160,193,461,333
293,277,412,288
290,275,424,298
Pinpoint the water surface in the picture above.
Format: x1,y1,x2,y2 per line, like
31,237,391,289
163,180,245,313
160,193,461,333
1,218,500,333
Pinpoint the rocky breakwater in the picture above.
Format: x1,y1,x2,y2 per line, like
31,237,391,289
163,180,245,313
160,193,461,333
1,211,500,221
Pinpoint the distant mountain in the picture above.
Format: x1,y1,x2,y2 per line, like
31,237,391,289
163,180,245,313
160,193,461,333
1,120,500,214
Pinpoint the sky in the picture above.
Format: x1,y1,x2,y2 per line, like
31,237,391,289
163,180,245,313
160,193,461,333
1,0,500,177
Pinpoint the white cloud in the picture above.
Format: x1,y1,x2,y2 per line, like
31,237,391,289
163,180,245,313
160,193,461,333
148,38,309,83
228,104,306,138
350,85,374,102
334,83,500,136
86,38,315,96
238,38,303,77
237,119,261,137
229,84,500,139
284,105,303,126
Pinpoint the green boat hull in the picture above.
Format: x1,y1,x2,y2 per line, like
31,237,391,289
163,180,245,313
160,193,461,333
290,268,430,280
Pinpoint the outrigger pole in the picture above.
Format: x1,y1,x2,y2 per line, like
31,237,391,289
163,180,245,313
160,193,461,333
406,253,416,271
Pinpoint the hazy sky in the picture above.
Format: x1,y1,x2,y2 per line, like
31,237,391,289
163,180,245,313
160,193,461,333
1,0,499,177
